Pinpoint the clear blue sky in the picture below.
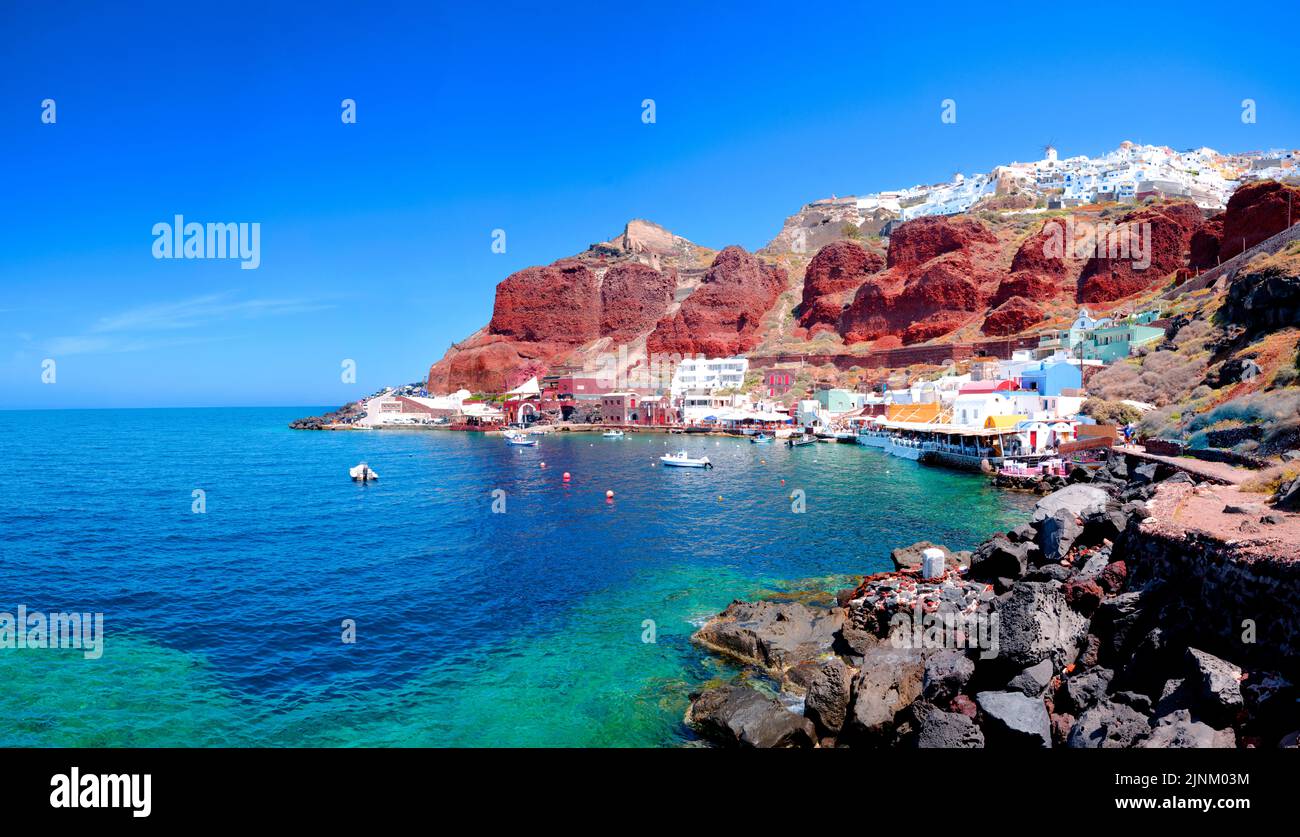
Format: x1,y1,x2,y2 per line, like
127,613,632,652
2,0,1296,408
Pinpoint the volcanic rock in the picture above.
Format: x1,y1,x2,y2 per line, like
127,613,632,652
1077,202,1205,302
975,690,1051,748
798,240,884,334
803,657,853,736
982,296,1046,336
844,646,925,743
647,246,787,357
685,685,816,748
1218,180,1300,261
993,581,1090,671
1067,699,1151,748
692,600,844,675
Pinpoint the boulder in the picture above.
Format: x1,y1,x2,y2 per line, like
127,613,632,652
1007,659,1055,697
921,650,976,704
1060,667,1115,713
803,657,852,736
1037,508,1082,563
1063,577,1104,615
845,646,925,743
913,702,985,748
685,685,816,748
994,581,1090,671
1067,699,1151,748
969,534,1036,581
889,541,966,573
1142,709,1236,748
692,600,845,674
1096,561,1128,595
1187,648,1244,724
976,690,1051,748
1032,484,1111,524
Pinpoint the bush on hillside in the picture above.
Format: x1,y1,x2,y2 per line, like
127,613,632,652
1081,398,1142,426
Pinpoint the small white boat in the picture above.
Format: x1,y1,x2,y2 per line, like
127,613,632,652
787,434,817,448
503,431,537,447
602,430,625,438
349,462,379,481
659,450,713,469
750,433,772,444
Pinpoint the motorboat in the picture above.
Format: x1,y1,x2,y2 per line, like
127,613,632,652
349,463,379,481
503,431,538,447
659,450,713,468
787,434,817,448
749,433,772,444
602,429,625,438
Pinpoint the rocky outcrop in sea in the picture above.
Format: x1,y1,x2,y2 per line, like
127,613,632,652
684,450,1300,748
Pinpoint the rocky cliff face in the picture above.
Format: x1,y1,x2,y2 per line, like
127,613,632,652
646,246,788,357
839,216,1005,344
1217,181,1300,262
796,240,885,336
426,220,710,393
1077,202,1206,303
763,198,894,255
425,179,1300,392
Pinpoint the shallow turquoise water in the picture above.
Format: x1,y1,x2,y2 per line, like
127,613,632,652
0,408,1033,746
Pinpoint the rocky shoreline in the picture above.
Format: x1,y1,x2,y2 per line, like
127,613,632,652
684,450,1300,748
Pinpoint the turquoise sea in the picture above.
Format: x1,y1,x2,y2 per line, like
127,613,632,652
0,408,1034,747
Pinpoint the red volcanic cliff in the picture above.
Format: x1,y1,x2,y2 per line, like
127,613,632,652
426,220,704,393
886,215,997,271
1217,180,1300,261
839,216,1003,345
488,261,602,343
797,240,884,335
1076,202,1206,303
982,295,1046,336
647,246,787,357
599,262,678,342
1189,213,1225,271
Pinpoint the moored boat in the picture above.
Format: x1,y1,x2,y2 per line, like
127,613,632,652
749,433,772,444
503,431,538,447
602,429,625,438
659,450,713,468
787,434,817,448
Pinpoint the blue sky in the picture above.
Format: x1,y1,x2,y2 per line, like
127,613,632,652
1,0,1296,409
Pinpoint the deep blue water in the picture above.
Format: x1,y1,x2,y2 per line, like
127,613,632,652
0,408,1033,746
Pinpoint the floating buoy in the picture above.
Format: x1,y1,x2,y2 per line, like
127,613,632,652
539,461,546,468
563,472,571,482
606,490,614,499
717,495,723,501
780,478,785,486
760,459,766,465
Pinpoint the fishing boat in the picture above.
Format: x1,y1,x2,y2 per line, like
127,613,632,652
349,462,379,481
602,429,625,438
503,431,538,447
749,433,772,444
659,450,713,468
787,434,817,448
